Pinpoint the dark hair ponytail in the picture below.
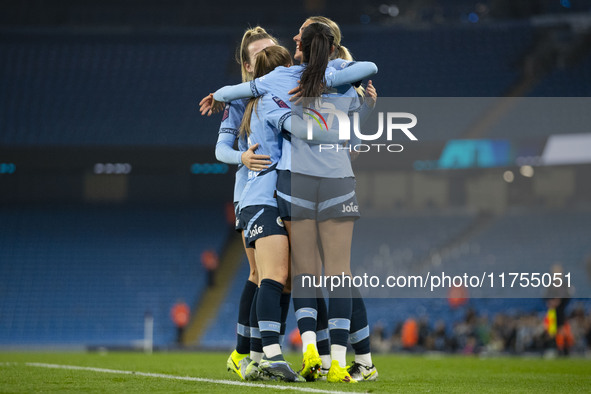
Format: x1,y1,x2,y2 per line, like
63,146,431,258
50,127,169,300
299,23,334,102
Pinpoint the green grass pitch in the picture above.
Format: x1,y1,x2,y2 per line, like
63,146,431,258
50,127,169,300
1,351,590,392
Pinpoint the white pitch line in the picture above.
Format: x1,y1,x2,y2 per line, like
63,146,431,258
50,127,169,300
18,362,360,394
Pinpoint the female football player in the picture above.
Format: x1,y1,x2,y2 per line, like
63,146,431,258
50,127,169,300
209,23,377,383
290,16,379,383
205,26,279,381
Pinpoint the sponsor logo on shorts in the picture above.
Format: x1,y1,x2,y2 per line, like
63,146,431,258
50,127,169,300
341,202,359,213
249,224,264,238
276,216,284,227
235,218,240,227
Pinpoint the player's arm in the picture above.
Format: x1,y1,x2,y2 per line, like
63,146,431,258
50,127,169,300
215,101,271,170
289,63,378,102
326,61,378,88
215,132,242,165
202,81,258,116
214,102,243,164
215,133,271,171
350,80,378,131
213,66,285,104
213,82,254,103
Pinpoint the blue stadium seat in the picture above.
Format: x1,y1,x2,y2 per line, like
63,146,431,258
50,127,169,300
0,203,228,346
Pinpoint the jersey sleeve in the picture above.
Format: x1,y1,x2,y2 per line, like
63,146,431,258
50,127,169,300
213,82,253,102
328,58,351,70
215,100,245,165
266,107,292,134
250,67,287,97
218,101,244,136
326,61,378,88
215,132,242,165
261,94,292,132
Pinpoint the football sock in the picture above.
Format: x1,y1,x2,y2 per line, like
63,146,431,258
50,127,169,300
350,289,372,364
236,280,257,354
279,292,291,347
249,288,263,362
328,281,351,368
257,279,284,360
316,295,331,368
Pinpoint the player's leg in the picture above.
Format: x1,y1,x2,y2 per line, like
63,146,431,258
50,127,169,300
243,205,303,382
348,289,378,381
279,259,291,351
289,219,323,381
278,170,322,380
316,294,331,379
314,230,331,377
318,217,355,383
317,177,360,383
255,234,304,382
227,207,259,379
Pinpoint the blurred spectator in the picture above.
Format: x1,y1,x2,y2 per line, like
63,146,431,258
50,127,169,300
171,300,190,345
545,263,574,355
448,285,469,308
401,317,419,349
375,300,590,356
288,327,302,351
569,304,587,354
201,249,219,287
370,321,391,353
429,320,449,352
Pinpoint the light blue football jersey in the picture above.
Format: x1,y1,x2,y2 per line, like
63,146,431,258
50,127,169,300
248,60,367,178
275,60,361,178
238,91,292,210
218,99,249,203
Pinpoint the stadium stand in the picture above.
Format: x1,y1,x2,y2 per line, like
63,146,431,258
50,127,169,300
436,208,591,294
202,208,591,350
344,23,534,98
0,23,540,145
350,212,477,277
0,203,228,346
528,52,591,97
0,30,236,146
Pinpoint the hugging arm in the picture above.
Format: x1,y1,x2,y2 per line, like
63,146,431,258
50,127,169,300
326,61,378,88
213,82,255,102
215,132,242,165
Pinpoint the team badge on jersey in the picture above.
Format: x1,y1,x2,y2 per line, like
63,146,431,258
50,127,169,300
272,96,290,109
222,104,230,121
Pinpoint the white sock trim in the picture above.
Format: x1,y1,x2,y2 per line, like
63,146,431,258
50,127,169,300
355,353,373,367
300,331,317,354
250,351,263,363
331,344,347,368
263,344,282,359
320,355,332,370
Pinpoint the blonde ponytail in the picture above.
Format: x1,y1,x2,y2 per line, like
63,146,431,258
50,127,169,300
236,26,278,82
